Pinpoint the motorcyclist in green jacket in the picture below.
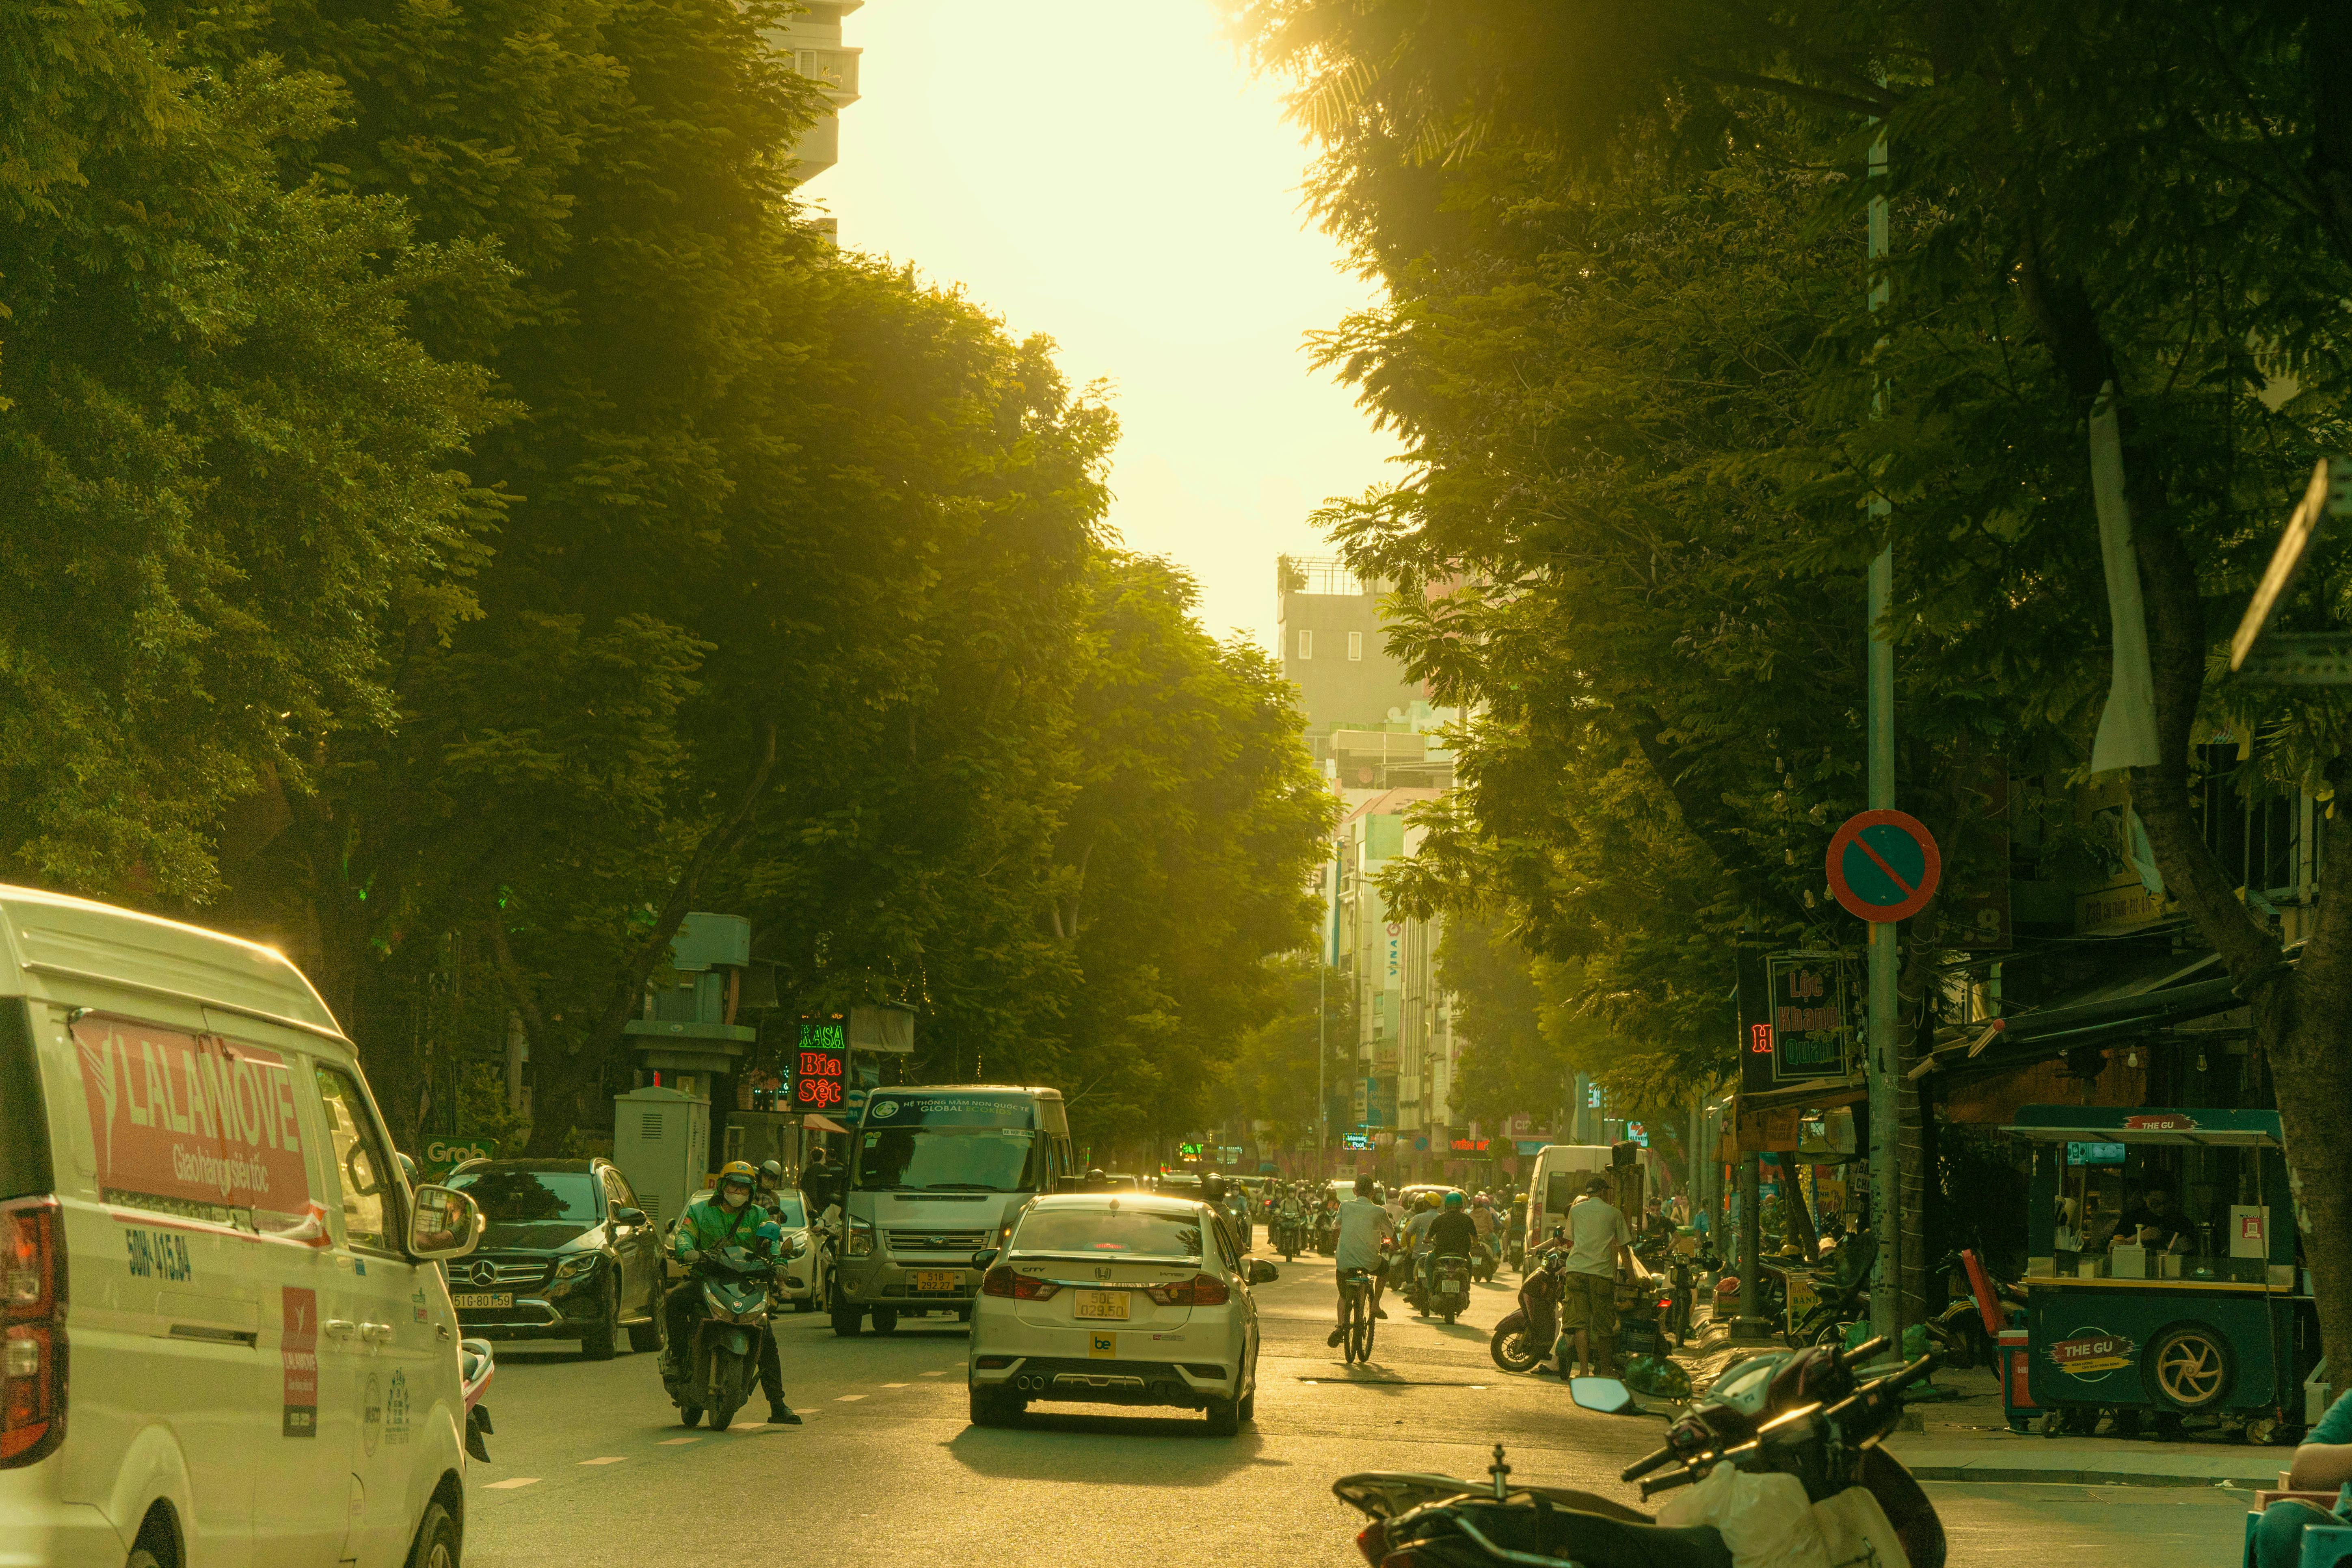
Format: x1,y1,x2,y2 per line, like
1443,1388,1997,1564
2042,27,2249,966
665,1161,800,1424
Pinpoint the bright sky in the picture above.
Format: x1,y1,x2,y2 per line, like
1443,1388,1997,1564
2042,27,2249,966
815,0,1398,653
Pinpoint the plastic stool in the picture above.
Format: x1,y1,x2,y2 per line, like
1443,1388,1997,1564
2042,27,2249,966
2304,1525,2352,1568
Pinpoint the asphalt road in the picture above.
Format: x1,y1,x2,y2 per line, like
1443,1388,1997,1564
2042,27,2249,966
463,1250,2251,1567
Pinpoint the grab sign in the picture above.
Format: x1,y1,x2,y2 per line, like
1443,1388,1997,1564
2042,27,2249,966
1825,809,1941,922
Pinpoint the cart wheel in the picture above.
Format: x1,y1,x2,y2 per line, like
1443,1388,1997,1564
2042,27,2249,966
2143,1323,2235,1413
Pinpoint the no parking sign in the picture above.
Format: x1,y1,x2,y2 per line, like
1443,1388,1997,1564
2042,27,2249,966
1825,809,1941,922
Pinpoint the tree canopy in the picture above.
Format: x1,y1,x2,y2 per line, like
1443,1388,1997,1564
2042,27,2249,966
0,0,1331,1169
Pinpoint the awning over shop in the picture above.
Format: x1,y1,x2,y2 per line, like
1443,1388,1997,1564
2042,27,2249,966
1998,1104,2281,1149
1909,948,2263,1084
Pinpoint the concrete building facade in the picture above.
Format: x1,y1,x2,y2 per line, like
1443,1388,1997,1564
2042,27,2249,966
770,0,863,241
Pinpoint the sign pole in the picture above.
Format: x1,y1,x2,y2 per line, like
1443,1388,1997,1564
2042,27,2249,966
1863,115,1901,1347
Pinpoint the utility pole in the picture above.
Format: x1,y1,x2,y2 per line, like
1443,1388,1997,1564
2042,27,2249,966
1864,120,1900,1344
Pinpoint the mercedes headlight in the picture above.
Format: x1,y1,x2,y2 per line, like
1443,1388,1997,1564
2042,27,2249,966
554,1253,600,1279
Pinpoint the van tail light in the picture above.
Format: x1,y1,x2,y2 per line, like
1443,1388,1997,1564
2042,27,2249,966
981,1266,1060,1301
1,1197,67,1469
1146,1273,1230,1306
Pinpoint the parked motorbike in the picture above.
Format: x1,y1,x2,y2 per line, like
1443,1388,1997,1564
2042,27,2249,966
662,1237,784,1431
460,1337,496,1462
1489,1249,1567,1373
1426,1251,1472,1324
1332,1338,1946,1568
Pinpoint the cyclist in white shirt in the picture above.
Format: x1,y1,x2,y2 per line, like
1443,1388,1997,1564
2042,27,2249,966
1327,1174,1396,1347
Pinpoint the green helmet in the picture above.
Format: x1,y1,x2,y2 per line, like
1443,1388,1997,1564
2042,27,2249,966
1443,1191,1466,1210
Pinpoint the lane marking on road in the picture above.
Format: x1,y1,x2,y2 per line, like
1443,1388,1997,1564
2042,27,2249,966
880,1382,908,1387
918,1370,945,1377
659,1437,701,1445
483,1478,540,1490
579,1457,627,1466
835,1394,867,1401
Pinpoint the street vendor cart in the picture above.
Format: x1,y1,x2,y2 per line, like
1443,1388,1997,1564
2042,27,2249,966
2007,1105,2316,1441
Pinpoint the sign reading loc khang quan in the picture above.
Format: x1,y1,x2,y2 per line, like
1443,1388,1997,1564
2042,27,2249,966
71,1013,314,1219
1736,949,1855,1096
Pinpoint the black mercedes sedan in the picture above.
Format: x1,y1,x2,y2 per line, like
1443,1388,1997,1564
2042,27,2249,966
442,1159,667,1358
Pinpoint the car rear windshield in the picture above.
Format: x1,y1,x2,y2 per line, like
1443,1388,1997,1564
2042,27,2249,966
449,1170,601,1223
0,1000,51,1200
1012,1209,1202,1259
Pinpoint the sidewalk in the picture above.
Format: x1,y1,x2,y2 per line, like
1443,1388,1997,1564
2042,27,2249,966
1669,1311,2284,1491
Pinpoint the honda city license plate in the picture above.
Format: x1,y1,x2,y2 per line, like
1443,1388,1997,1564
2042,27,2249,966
911,1272,961,1294
450,1292,512,1309
1073,1290,1131,1321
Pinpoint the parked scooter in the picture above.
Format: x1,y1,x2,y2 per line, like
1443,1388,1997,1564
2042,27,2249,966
662,1237,785,1431
460,1337,496,1462
1332,1338,1946,1568
1489,1249,1568,1373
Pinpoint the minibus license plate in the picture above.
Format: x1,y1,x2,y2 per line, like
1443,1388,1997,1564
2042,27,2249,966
912,1272,960,1293
1074,1291,1130,1321
452,1292,513,1309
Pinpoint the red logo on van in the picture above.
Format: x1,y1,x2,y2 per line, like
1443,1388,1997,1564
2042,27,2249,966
282,1287,319,1437
71,1014,314,1222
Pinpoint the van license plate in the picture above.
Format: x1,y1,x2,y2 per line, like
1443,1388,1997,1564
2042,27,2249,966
451,1293,512,1309
911,1272,960,1293
1073,1291,1130,1321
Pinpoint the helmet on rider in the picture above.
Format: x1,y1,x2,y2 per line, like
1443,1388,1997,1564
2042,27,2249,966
1443,1191,1466,1210
717,1159,757,1210
1472,1193,1489,1209
757,1159,785,1190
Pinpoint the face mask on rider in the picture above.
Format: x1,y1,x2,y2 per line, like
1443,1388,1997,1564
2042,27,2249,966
721,1184,749,1210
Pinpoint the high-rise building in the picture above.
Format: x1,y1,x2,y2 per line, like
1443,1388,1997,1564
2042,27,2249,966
1275,556,1427,765
1283,553,1469,1182
770,0,864,242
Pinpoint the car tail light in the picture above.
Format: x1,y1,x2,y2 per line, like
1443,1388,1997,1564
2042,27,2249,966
1,1198,66,1469
1146,1273,1230,1306
980,1266,1059,1301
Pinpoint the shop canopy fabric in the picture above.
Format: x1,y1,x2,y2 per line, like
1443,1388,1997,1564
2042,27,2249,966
1997,1104,2282,1149
1907,946,2273,1084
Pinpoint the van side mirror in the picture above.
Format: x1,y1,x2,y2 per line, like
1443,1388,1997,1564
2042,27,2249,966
409,1185,484,1261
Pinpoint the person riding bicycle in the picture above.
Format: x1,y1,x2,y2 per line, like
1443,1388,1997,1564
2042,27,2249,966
1419,1191,1481,1302
1327,1174,1396,1347
666,1161,800,1425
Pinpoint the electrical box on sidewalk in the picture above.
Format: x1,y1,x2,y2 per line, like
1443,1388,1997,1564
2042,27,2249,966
613,1084,708,1231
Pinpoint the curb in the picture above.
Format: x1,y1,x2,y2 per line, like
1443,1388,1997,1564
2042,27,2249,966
1891,1456,2274,1490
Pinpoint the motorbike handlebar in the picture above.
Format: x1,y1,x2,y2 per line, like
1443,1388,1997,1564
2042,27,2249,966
1832,1334,1891,1369
1620,1444,1679,1483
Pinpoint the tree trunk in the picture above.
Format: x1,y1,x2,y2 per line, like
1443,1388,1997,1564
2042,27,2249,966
516,721,778,1157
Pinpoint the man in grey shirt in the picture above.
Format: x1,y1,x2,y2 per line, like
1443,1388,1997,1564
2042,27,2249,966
1559,1176,1630,1377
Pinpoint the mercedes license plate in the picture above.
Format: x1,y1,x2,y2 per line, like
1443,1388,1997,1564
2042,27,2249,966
1073,1290,1131,1321
451,1292,512,1309
911,1271,960,1293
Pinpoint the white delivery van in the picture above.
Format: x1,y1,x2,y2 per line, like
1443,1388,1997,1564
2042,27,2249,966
1522,1144,1619,1247
0,884,486,1568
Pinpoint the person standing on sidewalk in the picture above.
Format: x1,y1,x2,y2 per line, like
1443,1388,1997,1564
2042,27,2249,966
1559,1176,1630,1378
